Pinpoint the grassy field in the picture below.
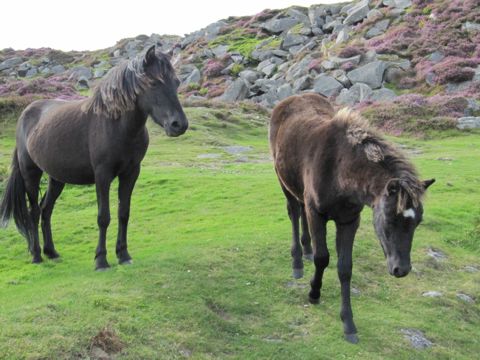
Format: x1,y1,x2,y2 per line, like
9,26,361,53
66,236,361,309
0,103,479,359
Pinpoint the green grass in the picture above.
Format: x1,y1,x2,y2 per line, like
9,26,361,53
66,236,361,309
0,104,479,359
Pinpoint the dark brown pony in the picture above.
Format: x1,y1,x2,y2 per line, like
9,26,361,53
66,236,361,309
270,93,434,343
0,46,188,270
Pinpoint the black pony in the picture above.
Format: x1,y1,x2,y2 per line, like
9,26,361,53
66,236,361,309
0,45,188,270
270,93,434,343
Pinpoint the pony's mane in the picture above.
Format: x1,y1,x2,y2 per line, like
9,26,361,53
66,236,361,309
82,51,170,118
333,108,424,212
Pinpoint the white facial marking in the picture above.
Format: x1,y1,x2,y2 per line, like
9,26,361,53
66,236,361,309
403,208,415,219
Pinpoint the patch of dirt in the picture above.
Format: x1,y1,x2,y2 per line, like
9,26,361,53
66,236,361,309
205,298,230,320
89,327,124,359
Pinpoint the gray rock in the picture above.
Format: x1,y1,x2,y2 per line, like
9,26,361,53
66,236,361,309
281,34,309,49
400,329,433,349
308,5,327,27
25,68,38,78
323,19,342,31
51,64,65,74
465,98,480,115
287,8,310,26
272,49,289,58
239,70,260,84
113,49,121,57
336,83,373,106
17,62,31,77
76,76,89,90
429,51,444,64
313,74,344,97
464,265,479,273
231,54,244,64
376,19,391,32
261,17,300,34
422,291,443,298
293,75,314,92
457,116,480,130
94,69,106,78
277,83,293,101
220,79,249,102
331,69,351,87
462,21,480,32
427,247,447,261
347,61,386,89
223,145,252,154
184,68,201,84
457,293,475,303
367,9,383,20
0,56,23,71
336,29,350,44
204,21,227,41
69,66,92,81
344,0,370,25
366,27,385,39
321,59,336,71
330,55,361,68
363,50,378,63
370,87,397,102
212,45,229,58
392,0,412,9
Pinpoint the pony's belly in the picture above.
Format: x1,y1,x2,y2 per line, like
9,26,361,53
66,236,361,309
27,134,94,184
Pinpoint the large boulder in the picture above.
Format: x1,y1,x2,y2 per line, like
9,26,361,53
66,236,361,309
344,0,370,25
220,79,249,102
370,87,397,102
281,33,309,49
0,57,23,71
457,117,480,130
347,61,386,89
69,66,93,81
261,17,301,34
239,70,261,84
184,68,201,85
313,74,344,97
336,83,373,106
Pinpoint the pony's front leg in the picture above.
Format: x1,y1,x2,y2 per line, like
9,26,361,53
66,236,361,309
305,201,329,304
335,217,360,344
116,166,140,265
94,170,113,271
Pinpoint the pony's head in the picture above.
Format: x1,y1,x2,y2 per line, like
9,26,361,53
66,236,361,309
138,45,188,137
373,178,435,277
85,45,188,137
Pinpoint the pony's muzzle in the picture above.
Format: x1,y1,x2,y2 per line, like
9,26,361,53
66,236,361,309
387,259,411,278
165,116,188,137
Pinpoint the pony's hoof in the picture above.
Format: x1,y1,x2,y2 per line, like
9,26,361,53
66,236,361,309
44,249,60,259
303,253,314,261
119,259,133,265
308,295,320,305
344,333,359,344
292,268,304,279
32,255,43,264
95,258,110,271
95,265,111,272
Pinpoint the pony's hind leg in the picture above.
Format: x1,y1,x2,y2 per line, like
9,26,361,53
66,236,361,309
300,205,313,261
282,187,304,279
40,178,65,259
116,165,140,265
22,166,43,263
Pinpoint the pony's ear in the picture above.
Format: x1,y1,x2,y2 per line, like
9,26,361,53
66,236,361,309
422,178,435,190
386,179,400,195
143,45,156,67
166,47,174,59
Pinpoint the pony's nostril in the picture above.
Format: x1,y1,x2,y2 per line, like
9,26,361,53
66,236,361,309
393,267,400,276
170,121,180,129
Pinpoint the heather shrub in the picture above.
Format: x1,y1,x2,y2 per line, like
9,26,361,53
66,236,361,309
338,46,363,58
203,59,226,78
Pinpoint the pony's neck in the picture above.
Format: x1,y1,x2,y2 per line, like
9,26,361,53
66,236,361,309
120,107,148,135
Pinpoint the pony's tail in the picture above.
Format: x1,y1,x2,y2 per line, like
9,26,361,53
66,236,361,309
0,148,32,251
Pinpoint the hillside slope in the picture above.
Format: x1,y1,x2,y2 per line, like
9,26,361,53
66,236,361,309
1,0,480,133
